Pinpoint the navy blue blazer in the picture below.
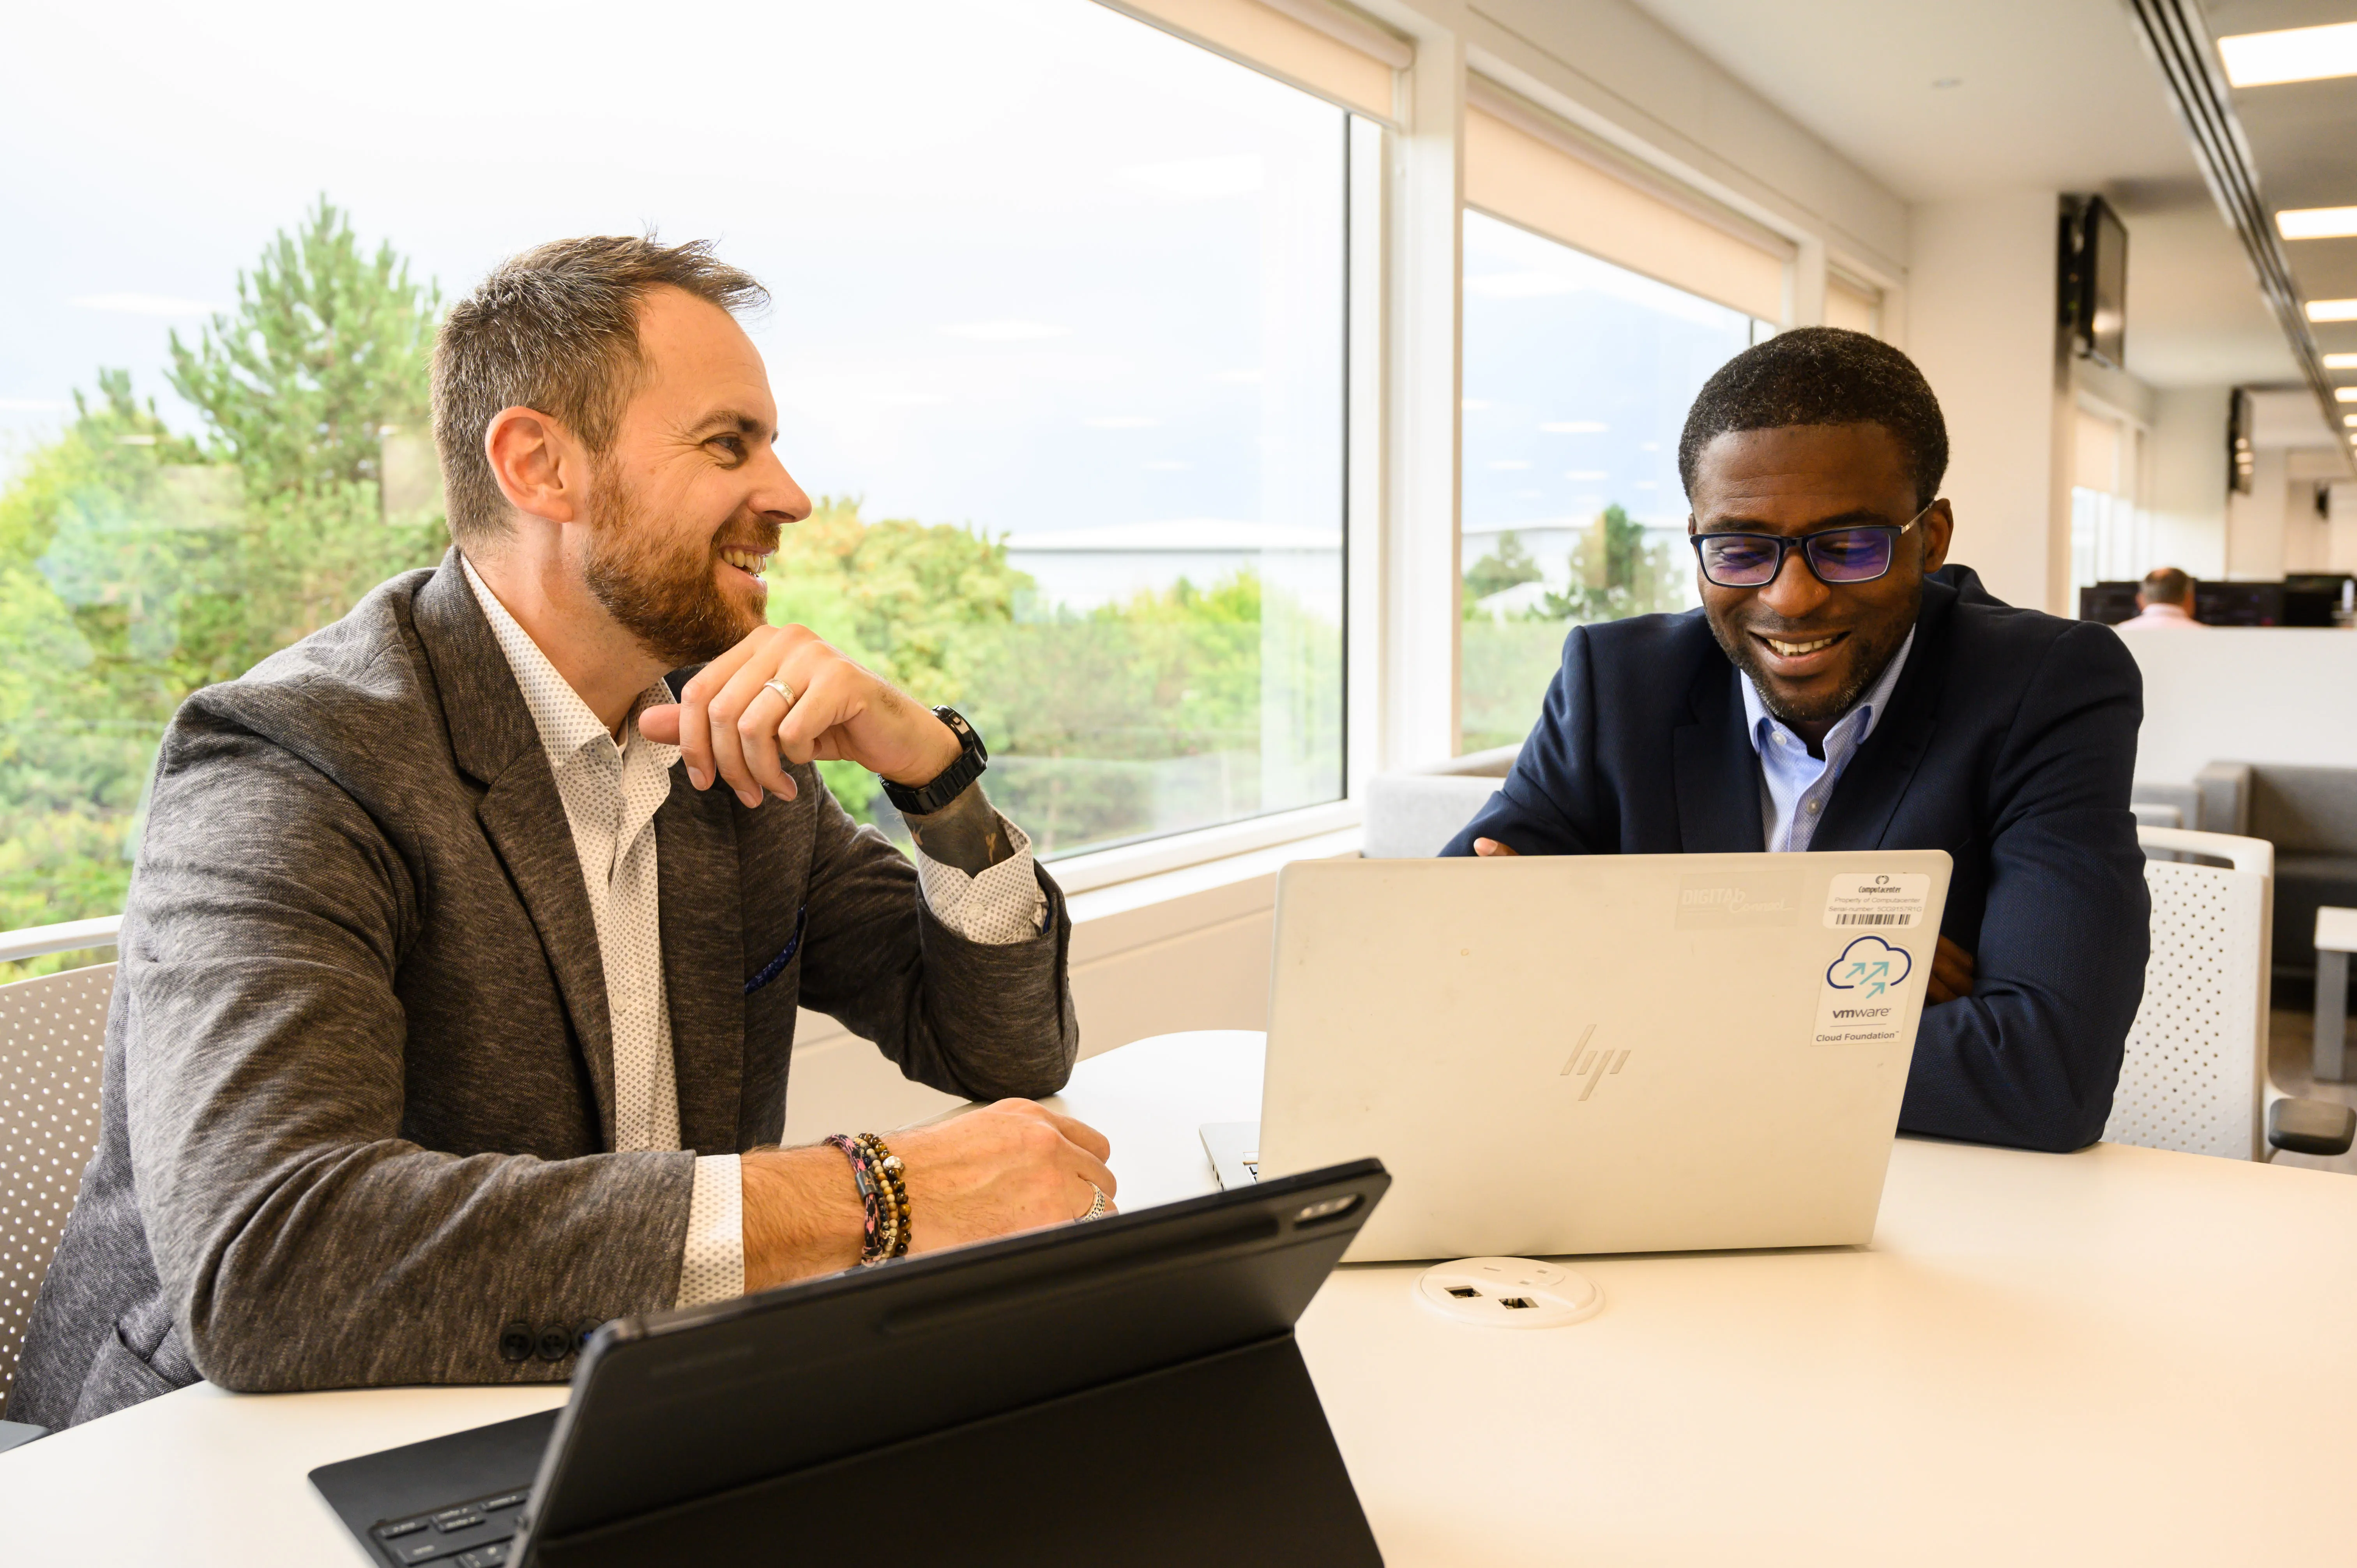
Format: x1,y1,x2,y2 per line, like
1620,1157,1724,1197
1445,566,2149,1153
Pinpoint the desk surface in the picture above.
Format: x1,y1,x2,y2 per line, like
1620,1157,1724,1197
6,1029,2356,1566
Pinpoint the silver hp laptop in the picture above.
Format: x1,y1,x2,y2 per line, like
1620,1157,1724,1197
1203,851,1951,1262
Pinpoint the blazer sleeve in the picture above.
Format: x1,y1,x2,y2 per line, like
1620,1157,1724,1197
792,774,1079,1103
123,710,695,1395
1444,623,1610,857
1899,622,2150,1151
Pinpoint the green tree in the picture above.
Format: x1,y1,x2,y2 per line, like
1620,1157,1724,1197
0,200,444,976
164,197,446,680
1544,503,1682,622
1464,530,1544,606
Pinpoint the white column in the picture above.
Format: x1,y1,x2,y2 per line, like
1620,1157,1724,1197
1905,191,2068,614
1382,19,1465,764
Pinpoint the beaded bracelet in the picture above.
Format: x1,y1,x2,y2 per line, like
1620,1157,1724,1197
857,1133,912,1260
825,1134,888,1265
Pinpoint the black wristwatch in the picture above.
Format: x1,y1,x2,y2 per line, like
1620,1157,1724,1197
882,707,989,817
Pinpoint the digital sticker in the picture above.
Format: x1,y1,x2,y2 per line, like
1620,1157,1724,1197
1813,934,1918,1046
1822,872,1931,930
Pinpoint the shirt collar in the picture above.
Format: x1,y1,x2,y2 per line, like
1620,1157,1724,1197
1740,625,1916,760
459,554,679,775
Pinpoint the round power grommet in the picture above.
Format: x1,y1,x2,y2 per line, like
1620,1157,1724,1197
1415,1257,1603,1328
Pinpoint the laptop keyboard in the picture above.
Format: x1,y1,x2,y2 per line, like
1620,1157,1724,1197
371,1488,530,1566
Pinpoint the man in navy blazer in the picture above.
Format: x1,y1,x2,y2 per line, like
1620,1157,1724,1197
1447,328,2147,1153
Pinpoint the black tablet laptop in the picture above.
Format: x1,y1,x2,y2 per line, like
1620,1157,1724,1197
311,1158,1390,1568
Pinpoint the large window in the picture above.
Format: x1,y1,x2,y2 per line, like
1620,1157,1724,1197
1458,211,1760,752
2,0,1352,964
2069,406,2147,590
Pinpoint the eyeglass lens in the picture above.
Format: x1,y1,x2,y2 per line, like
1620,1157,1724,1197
1697,527,1895,587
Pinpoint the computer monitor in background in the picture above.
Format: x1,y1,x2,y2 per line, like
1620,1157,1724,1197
2079,582,2142,625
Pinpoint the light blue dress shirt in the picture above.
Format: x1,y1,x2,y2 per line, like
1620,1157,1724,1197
1739,628,1915,853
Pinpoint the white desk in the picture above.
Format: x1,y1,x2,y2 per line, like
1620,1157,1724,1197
6,1029,2356,1565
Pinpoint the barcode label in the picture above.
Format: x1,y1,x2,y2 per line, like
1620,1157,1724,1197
1823,873,1932,930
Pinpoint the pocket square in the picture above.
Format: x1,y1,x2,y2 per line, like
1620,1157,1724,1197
744,906,809,996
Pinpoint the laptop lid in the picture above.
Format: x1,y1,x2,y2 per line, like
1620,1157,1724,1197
1256,852,1950,1261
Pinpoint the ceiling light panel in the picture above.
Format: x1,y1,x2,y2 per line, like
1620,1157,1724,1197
2309,300,2357,322
2329,353,2357,370
2280,207,2357,240
2219,21,2357,87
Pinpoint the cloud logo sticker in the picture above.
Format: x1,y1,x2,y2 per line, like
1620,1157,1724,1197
1827,936,1912,999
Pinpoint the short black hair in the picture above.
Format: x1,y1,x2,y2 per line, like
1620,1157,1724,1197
2141,567,2193,605
1677,327,1949,511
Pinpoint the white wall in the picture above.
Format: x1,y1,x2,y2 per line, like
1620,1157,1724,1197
2144,386,2228,581
2226,446,2288,581
2126,628,2357,783
1904,192,2065,613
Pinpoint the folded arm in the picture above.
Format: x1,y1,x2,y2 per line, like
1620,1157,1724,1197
1899,623,2149,1151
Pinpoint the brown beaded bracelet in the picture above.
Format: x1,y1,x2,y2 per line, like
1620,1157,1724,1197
857,1132,912,1260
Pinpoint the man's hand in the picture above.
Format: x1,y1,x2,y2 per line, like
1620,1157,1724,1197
889,1100,1117,1253
739,1100,1115,1293
1472,838,1519,857
1927,936,1976,1005
638,623,961,809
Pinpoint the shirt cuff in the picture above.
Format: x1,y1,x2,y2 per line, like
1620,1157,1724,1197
911,814,1048,945
675,1153,744,1308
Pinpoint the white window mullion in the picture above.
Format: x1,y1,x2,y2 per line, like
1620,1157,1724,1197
1384,23,1466,767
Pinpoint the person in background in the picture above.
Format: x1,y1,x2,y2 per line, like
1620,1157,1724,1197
1447,328,2149,1155
10,236,1110,1432
2120,567,2206,629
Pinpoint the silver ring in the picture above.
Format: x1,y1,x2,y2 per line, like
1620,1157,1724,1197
1081,1183,1107,1222
762,678,796,709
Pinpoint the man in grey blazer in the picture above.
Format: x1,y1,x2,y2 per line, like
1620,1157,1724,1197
11,236,1106,1429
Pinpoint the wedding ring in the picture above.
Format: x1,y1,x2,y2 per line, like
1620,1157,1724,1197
1080,1183,1108,1222
762,678,796,709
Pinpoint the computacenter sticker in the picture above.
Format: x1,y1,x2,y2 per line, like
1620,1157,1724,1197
1813,934,1917,1046
1822,872,1931,929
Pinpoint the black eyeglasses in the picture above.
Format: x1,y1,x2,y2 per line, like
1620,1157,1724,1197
1688,505,1931,589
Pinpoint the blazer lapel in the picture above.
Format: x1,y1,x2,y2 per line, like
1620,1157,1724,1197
656,780,746,1155
1672,659,1767,853
410,553,619,1146
1814,582,1954,852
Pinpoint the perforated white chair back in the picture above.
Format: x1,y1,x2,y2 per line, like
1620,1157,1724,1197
2104,829,2274,1160
0,963,113,1407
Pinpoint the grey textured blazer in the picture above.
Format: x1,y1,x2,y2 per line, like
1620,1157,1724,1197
9,553,1078,1429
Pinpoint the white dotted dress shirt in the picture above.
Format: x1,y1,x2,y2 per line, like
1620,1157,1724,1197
1739,629,1914,854
462,558,1045,1306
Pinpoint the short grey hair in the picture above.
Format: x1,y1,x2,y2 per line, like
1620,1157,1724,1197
431,235,769,545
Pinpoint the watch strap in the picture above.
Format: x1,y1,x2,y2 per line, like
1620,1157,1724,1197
883,707,989,816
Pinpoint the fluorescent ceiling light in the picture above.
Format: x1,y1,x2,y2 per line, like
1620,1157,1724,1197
2280,206,2357,240
2309,300,2357,322
2346,413,2357,427
2326,353,2357,369
2339,387,2357,402
2219,21,2357,87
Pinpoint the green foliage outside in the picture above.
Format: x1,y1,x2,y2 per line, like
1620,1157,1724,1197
1460,504,1689,752
1,200,447,977
2,198,1339,974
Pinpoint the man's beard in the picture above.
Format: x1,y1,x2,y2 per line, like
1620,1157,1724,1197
579,465,770,668
1707,577,1920,729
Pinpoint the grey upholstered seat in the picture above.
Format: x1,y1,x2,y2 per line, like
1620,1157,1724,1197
0,964,113,1410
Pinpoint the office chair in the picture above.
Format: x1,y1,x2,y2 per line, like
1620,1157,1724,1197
0,931,118,1449
2105,827,2355,1162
